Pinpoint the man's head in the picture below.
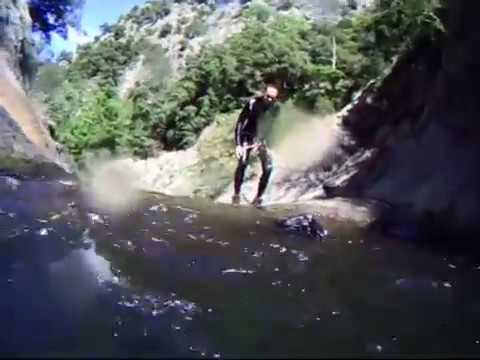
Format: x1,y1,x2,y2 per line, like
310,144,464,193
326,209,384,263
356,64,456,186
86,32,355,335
263,85,279,104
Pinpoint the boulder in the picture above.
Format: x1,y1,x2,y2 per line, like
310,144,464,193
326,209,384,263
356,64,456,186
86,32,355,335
276,213,328,240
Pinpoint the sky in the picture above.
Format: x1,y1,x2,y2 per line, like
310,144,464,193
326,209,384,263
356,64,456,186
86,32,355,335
48,0,148,58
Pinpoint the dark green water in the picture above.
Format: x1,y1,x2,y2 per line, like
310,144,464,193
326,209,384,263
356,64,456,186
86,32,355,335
1,175,480,358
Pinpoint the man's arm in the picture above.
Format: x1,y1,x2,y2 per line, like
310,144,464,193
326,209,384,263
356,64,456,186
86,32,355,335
234,100,252,146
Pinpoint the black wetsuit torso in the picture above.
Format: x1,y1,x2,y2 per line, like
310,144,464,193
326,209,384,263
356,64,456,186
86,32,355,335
234,96,279,146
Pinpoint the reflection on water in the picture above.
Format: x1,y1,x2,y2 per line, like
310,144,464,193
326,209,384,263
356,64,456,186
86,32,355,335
49,240,114,310
1,176,480,357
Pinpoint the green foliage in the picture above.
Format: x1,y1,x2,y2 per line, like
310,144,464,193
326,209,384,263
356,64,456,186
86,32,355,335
46,79,92,134
149,0,445,150
244,1,274,22
129,0,172,26
182,112,239,199
54,86,153,160
68,36,141,86
145,14,315,149
46,0,447,161
360,0,444,61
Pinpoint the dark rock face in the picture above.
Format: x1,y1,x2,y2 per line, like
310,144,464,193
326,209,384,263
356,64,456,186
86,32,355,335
323,0,480,248
0,0,69,177
0,106,47,162
0,106,67,178
276,214,328,240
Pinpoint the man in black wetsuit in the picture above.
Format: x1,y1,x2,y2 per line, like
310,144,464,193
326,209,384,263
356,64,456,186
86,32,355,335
232,85,280,207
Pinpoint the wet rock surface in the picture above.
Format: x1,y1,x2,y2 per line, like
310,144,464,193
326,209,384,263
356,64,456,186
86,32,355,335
2,174,480,357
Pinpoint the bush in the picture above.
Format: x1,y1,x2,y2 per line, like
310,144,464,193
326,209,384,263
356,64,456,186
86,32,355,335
54,86,153,160
244,1,274,22
68,36,141,86
357,0,444,61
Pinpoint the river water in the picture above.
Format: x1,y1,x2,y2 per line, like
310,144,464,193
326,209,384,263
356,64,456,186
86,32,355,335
1,174,480,357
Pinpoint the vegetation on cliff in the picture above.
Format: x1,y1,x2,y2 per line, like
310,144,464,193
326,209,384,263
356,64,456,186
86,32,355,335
34,0,445,161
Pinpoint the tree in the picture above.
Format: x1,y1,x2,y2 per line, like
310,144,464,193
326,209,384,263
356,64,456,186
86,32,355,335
29,0,85,41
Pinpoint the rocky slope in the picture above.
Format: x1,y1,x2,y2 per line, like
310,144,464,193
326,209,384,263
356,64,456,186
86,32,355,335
0,0,33,84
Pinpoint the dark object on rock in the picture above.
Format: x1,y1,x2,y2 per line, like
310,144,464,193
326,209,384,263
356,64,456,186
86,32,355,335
276,214,328,240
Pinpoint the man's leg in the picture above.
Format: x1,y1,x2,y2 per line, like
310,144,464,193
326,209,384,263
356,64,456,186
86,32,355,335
252,146,273,206
232,149,251,205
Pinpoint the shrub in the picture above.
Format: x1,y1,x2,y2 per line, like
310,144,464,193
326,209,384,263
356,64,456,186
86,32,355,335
54,86,153,160
244,1,274,22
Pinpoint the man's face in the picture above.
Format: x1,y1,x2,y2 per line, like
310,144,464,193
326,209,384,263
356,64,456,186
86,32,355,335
264,86,279,104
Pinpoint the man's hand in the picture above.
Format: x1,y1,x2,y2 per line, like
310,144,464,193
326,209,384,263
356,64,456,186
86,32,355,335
235,145,245,160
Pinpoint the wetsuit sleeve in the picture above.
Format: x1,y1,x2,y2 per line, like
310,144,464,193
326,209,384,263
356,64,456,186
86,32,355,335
234,101,251,146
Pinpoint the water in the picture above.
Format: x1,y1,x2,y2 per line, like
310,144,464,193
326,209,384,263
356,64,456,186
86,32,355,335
1,175,480,357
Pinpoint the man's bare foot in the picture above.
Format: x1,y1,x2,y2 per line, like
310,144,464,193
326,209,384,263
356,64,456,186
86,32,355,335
232,194,241,206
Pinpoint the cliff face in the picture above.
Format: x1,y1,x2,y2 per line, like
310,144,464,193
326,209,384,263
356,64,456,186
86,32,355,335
325,0,480,248
0,0,67,174
0,0,34,84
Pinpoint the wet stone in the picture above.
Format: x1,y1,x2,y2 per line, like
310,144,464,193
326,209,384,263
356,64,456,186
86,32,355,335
276,214,328,240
